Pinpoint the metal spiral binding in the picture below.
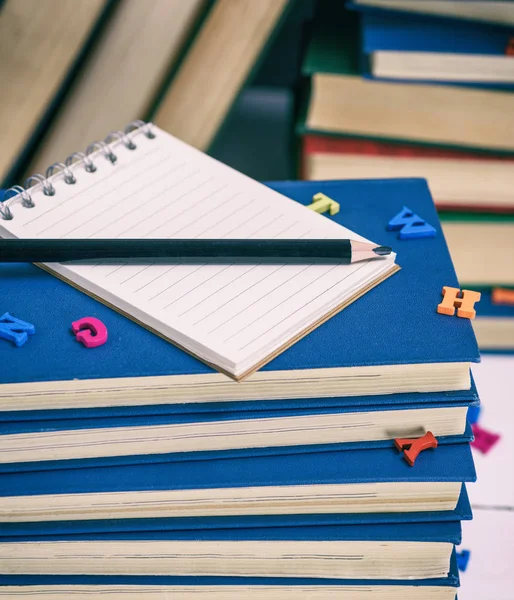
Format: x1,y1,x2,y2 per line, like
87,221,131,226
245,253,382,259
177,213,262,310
0,120,155,221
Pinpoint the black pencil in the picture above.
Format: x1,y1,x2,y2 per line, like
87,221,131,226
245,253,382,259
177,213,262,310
0,239,392,264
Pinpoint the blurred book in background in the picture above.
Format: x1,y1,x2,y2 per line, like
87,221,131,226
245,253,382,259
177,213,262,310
360,11,514,87
208,0,315,181
152,0,294,151
441,214,514,352
302,136,514,213
439,215,514,288
16,0,300,181
347,0,514,27
471,289,514,353
210,86,296,181
27,0,207,175
297,0,514,353
0,0,111,186
298,6,514,152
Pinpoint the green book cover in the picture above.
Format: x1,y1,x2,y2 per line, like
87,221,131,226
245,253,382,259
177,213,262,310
439,212,514,223
302,1,360,77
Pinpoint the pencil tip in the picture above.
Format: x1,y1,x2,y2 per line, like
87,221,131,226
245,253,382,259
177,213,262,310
373,246,392,256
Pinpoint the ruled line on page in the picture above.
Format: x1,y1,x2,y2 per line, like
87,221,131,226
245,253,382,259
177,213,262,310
95,189,247,293
149,264,208,302
113,172,212,239
27,154,184,241
220,206,270,238
207,266,307,335
56,159,186,238
27,145,161,231
119,262,156,285
156,190,242,239
161,218,303,311
190,199,256,239
133,264,182,294
95,183,225,276
193,229,320,331
87,172,217,272
103,261,131,277
164,265,234,309
109,190,243,286
191,229,314,327
89,169,206,239
225,263,343,343
237,262,369,351
180,265,261,318
192,266,286,328
176,217,303,319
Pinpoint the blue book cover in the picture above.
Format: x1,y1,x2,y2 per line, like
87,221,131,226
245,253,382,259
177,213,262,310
0,178,479,420
0,384,479,423
0,553,460,590
0,484,472,538
0,522,461,585
362,11,514,87
0,519,462,543
0,398,475,473
347,0,514,28
0,430,477,494
0,442,476,536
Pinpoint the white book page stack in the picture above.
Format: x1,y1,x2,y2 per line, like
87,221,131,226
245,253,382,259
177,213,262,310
0,125,397,378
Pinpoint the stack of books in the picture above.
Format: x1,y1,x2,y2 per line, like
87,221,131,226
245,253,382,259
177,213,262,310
0,172,479,598
297,0,514,352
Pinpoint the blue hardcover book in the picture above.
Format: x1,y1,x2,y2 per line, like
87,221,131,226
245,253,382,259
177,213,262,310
0,569,461,597
0,442,475,535
361,11,514,87
0,178,479,420
0,521,461,582
347,0,514,28
0,381,479,422
473,288,514,353
0,484,472,538
0,396,476,472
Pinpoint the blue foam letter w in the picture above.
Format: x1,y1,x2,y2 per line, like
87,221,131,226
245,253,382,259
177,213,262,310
0,312,35,347
387,206,436,239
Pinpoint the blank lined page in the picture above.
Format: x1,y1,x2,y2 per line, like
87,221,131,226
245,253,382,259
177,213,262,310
0,125,396,377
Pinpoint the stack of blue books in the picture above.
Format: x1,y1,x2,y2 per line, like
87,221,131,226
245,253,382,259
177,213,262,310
0,178,479,598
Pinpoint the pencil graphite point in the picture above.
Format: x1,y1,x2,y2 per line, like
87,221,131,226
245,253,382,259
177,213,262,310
373,246,392,256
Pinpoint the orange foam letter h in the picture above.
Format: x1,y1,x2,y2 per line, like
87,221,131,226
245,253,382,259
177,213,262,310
437,286,481,319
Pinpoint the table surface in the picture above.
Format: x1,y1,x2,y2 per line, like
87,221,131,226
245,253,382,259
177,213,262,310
458,355,514,600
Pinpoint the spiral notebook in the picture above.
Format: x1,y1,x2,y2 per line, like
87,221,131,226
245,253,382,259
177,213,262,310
0,122,397,379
